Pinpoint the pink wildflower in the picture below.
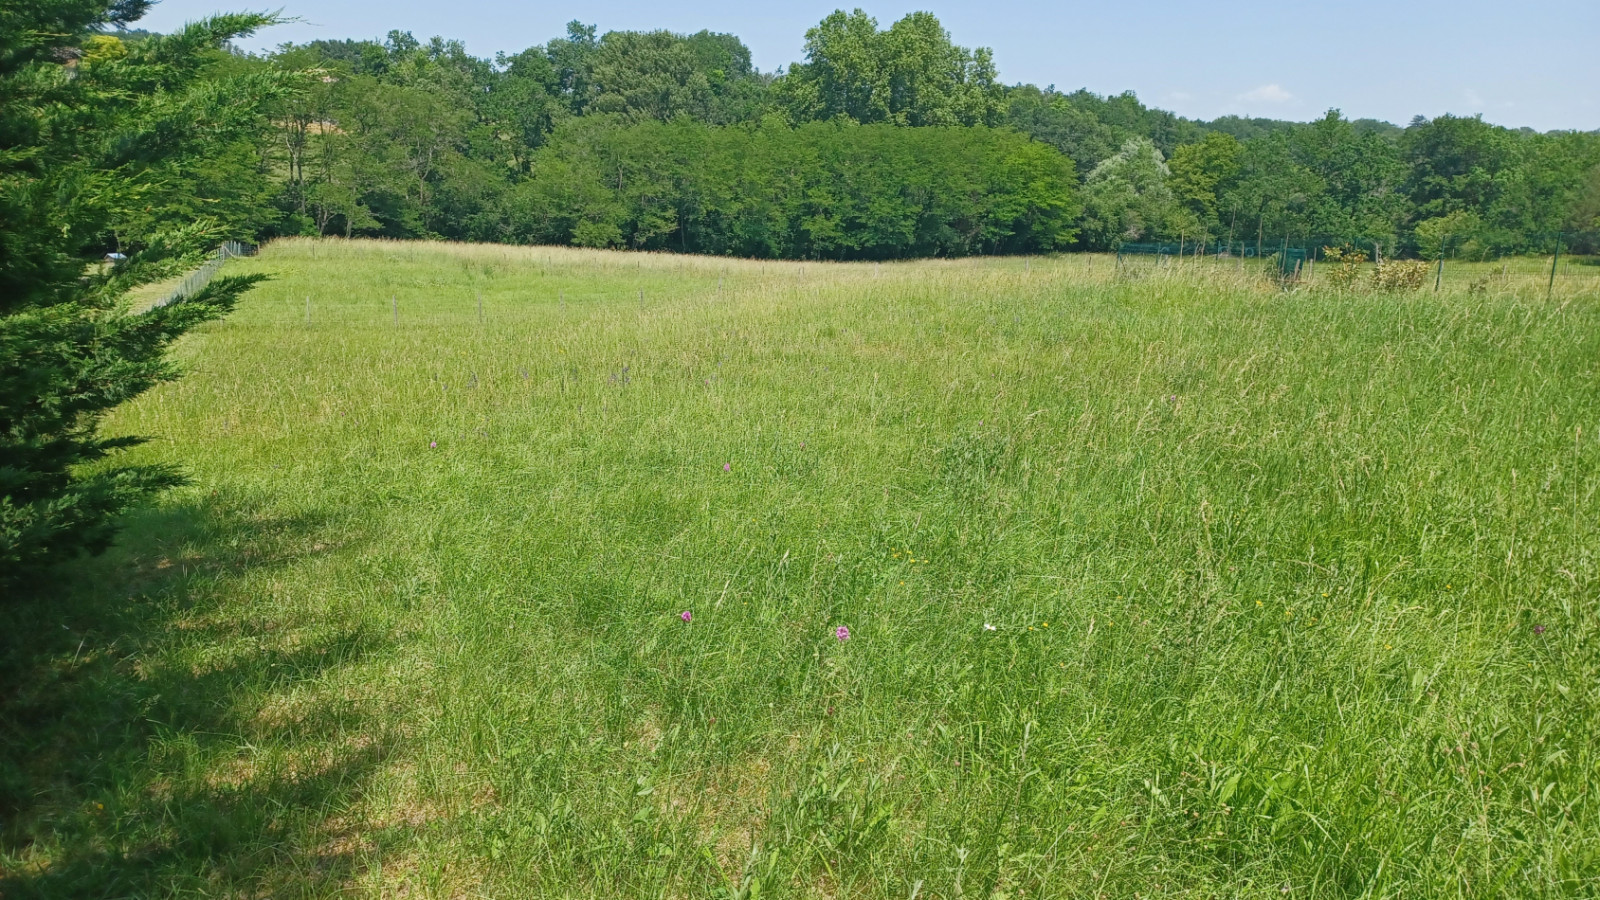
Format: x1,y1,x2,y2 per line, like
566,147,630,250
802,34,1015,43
835,625,851,641
680,610,692,623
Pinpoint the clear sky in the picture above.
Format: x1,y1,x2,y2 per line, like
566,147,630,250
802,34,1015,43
137,0,1598,132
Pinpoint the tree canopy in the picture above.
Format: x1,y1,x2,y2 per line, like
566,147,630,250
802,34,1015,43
219,10,1599,258
773,10,1003,127
508,119,1078,259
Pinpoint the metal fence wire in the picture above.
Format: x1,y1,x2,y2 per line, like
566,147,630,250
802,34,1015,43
1114,230,1600,263
152,241,256,308
1114,230,1600,290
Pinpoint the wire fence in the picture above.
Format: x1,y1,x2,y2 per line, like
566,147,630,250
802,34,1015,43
1114,231,1600,293
152,240,256,308
1117,231,1599,260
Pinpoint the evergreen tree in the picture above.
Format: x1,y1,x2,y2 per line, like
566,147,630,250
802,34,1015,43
0,1,291,580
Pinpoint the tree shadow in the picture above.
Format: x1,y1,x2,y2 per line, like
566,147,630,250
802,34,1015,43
1,494,405,897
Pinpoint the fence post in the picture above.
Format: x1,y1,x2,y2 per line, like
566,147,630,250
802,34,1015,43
1435,236,1446,292
1547,232,1562,301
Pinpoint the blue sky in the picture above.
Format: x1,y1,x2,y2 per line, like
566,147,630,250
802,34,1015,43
139,0,1598,131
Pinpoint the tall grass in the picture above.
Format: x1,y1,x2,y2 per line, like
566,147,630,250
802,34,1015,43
4,238,1596,898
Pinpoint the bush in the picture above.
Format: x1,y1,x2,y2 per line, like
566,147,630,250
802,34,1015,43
1373,259,1431,292
1321,246,1368,289
1414,211,1486,261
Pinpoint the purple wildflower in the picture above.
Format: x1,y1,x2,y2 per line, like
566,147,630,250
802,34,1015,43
835,625,851,642
680,610,692,623
1533,624,1546,635
723,462,731,472
429,441,437,449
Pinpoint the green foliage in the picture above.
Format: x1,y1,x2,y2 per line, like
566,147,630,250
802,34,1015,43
774,10,1002,127
1006,86,1204,176
546,20,599,112
1568,165,1600,254
1202,114,1300,142
1413,209,1484,260
1077,138,1181,249
1395,114,1600,254
250,16,1600,260
588,29,765,125
1571,164,1600,231
1214,110,1407,252
1004,86,1120,177
0,2,287,579
511,119,1078,258
1402,114,1519,221
1167,132,1241,233
1295,111,1409,243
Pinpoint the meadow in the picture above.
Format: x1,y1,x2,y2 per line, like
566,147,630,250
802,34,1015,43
3,238,1597,898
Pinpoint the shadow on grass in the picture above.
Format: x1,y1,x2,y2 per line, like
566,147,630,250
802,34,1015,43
0,495,400,897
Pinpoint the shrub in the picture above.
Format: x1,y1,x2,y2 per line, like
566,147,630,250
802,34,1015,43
1321,246,1368,289
1373,259,1431,292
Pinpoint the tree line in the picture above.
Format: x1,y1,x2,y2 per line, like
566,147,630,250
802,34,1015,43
508,120,1077,258
99,11,1600,260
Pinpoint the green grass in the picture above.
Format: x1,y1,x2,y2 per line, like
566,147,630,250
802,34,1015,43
4,238,1598,898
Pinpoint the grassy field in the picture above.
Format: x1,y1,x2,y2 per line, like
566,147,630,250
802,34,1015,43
3,238,1598,898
